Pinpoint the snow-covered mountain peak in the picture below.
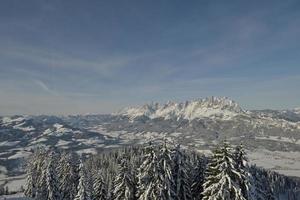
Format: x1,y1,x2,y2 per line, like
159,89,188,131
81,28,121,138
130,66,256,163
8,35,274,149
117,96,244,120
1,116,26,126
192,96,242,112
42,123,80,136
293,107,300,114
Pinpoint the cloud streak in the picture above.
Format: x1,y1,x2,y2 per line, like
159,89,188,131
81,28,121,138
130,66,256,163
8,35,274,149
0,43,139,77
32,79,57,95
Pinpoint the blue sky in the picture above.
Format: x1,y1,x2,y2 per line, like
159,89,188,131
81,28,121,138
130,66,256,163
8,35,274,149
0,0,300,115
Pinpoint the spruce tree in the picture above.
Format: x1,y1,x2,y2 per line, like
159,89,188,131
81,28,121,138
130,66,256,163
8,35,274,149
36,151,48,200
156,141,175,200
59,152,79,200
25,170,36,198
137,142,160,200
202,141,246,200
24,148,48,199
250,166,275,200
93,171,107,200
75,160,91,200
24,155,37,198
191,156,207,200
112,157,136,200
234,144,253,200
46,155,61,200
173,145,192,200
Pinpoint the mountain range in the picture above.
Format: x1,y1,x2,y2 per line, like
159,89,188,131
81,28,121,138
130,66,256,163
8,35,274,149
0,96,300,192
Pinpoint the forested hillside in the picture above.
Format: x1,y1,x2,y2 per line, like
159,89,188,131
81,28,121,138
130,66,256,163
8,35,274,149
23,142,300,200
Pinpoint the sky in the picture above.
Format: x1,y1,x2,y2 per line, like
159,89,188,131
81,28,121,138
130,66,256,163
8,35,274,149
0,0,300,115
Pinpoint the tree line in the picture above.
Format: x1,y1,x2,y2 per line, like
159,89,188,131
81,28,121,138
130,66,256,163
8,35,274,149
24,141,300,200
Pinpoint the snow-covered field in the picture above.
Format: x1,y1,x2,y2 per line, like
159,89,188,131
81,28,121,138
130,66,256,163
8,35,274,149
0,175,26,193
249,149,300,177
0,193,31,200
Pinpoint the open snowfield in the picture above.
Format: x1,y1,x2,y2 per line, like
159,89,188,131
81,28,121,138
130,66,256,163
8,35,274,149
249,149,300,177
0,175,26,193
0,193,31,200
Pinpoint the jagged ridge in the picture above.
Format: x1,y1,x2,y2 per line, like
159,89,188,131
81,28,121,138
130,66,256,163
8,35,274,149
117,96,244,120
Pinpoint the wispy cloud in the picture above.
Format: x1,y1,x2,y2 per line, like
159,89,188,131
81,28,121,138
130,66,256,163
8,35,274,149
0,42,141,78
32,79,57,95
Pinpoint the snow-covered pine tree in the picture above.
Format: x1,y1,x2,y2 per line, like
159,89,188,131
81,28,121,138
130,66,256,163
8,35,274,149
75,159,92,200
250,166,266,200
24,166,36,198
266,170,291,199
156,141,175,200
250,166,275,200
36,150,48,200
92,171,107,200
191,155,207,200
129,147,141,199
46,153,61,200
201,141,246,200
137,142,160,200
112,157,136,200
24,151,39,198
234,144,253,200
58,152,79,200
106,152,119,199
172,144,192,200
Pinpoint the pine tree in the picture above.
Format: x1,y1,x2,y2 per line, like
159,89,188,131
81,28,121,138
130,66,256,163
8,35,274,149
24,155,37,198
250,166,275,200
191,156,207,200
75,160,91,200
36,151,48,200
250,167,266,200
46,155,61,200
112,157,136,200
173,145,192,200
92,171,107,200
202,141,246,200
58,152,79,200
24,148,48,199
25,170,36,197
137,142,160,200
156,141,175,200
234,144,253,200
